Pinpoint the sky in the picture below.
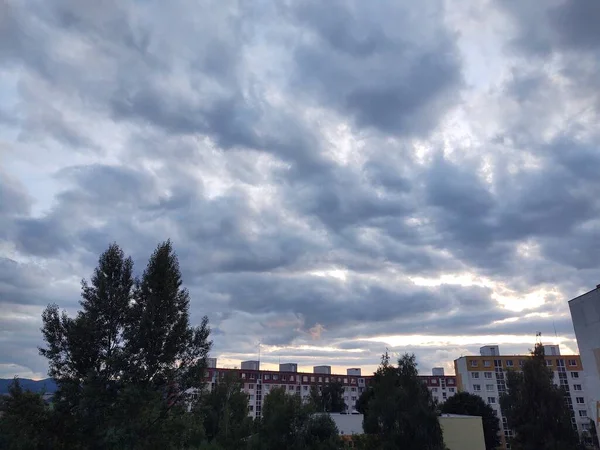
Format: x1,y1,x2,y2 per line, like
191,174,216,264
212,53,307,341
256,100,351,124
1,0,600,379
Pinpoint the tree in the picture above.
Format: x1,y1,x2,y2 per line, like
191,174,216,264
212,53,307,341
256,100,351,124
200,371,254,449
310,382,346,413
257,387,340,450
302,414,341,450
361,352,446,450
124,240,212,394
440,391,500,450
0,379,53,450
500,343,582,450
38,241,212,449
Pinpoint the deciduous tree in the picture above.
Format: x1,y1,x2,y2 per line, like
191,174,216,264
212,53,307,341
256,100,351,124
361,352,446,450
500,343,582,450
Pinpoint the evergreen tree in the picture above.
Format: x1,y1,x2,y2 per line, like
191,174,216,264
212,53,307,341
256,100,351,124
361,352,446,450
500,343,582,450
38,241,212,449
124,240,211,396
441,391,500,450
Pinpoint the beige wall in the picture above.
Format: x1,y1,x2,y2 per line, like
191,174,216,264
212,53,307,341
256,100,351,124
440,415,486,450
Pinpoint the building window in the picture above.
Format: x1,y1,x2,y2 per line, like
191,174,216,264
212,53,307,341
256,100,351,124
571,372,579,379
506,360,514,367
470,360,478,367
303,386,308,391
310,377,315,382
488,397,496,404
249,405,254,411
448,379,455,385
472,372,480,379
569,359,577,367
432,388,438,393
546,360,552,367
576,397,585,404
484,372,493,379
241,373,246,379
519,359,525,367
249,384,254,390
486,384,495,392
264,374,270,380
579,410,588,417
351,387,356,392
431,378,438,384
449,388,455,393
484,361,491,367
302,376,308,382
344,378,348,384
273,374,279,381
325,377,329,383
574,384,582,391
358,378,364,385
281,375,287,381
473,384,481,392
318,377,322,383
351,396,356,401
289,375,294,382
288,385,294,391
442,393,447,400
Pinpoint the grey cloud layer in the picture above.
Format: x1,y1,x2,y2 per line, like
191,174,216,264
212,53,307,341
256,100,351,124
0,0,597,377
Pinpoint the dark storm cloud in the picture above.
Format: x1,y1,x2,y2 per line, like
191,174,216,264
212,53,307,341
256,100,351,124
1,0,598,378
288,0,463,136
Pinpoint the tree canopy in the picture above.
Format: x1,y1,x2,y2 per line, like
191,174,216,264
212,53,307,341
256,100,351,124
360,352,446,450
500,343,582,450
254,387,340,450
35,241,212,449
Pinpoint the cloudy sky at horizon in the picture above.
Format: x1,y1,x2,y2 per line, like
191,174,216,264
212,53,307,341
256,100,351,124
2,0,600,379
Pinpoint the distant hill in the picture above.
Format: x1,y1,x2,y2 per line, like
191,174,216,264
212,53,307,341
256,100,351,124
0,378,57,394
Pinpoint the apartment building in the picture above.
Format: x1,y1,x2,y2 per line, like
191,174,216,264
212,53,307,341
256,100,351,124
203,361,458,419
569,286,600,425
455,345,588,450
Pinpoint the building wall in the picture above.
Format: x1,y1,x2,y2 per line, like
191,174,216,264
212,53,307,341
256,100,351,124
570,288,600,426
204,368,458,419
325,413,364,436
455,351,588,449
439,415,486,450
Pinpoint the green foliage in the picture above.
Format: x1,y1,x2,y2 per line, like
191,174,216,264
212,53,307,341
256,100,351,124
361,352,446,450
36,241,212,449
310,381,346,413
199,371,254,449
0,379,54,450
440,391,500,450
500,343,582,450
256,387,340,450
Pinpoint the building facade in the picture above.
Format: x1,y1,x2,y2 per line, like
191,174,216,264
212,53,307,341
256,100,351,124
203,361,458,419
455,345,588,449
569,286,600,426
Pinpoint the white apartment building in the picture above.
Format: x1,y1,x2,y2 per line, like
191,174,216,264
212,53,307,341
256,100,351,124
203,361,458,419
455,345,588,450
569,286,600,427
